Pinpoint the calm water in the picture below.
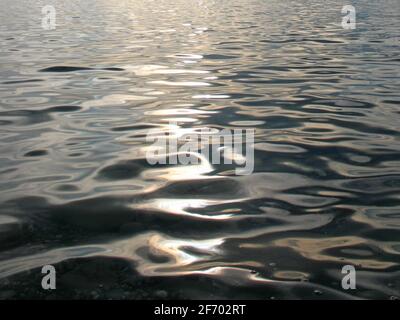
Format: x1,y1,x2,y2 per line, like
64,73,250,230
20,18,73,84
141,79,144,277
0,0,399,299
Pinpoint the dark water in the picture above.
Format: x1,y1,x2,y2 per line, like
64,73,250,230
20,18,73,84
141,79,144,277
0,0,399,299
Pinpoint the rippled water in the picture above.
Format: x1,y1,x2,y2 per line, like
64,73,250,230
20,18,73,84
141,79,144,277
0,0,399,299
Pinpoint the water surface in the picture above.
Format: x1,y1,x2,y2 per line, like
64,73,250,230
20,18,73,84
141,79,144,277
0,0,399,299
